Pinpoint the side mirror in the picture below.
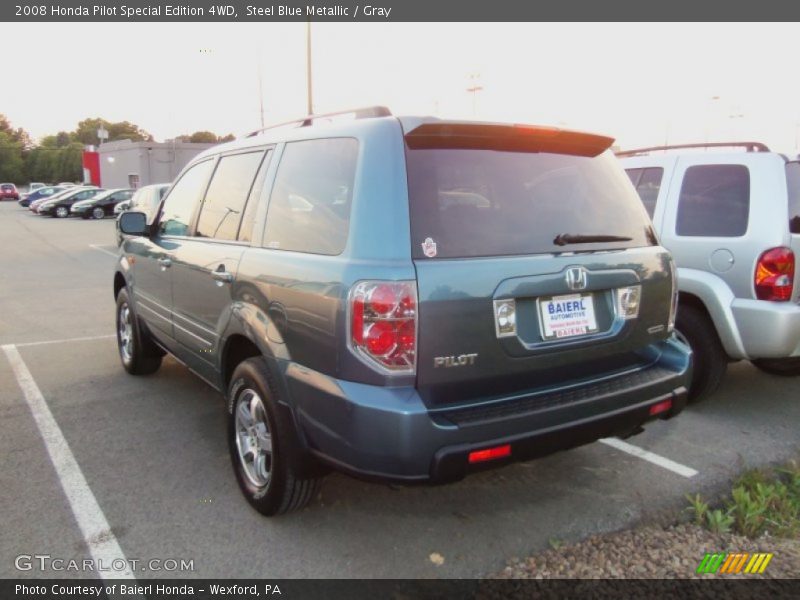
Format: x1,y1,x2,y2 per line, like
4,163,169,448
119,211,148,236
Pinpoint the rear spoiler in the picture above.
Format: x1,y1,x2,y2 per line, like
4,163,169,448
404,122,614,157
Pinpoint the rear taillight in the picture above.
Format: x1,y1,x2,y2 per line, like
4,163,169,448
668,259,679,332
755,247,795,301
350,281,417,373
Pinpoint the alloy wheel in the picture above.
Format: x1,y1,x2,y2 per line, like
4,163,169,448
234,389,273,488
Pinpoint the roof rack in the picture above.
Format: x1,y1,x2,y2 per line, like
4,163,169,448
246,106,392,138
616,141,770,157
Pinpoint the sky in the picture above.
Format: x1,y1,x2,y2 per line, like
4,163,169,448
4,22,800,153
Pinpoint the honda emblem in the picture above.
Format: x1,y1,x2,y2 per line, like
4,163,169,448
565,267,588,291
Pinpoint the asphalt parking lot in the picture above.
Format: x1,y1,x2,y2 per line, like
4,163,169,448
1,200,799,579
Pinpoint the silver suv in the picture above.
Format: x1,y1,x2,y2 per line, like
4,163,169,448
620,142,800,400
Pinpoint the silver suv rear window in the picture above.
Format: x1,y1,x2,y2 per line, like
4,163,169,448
406,149,654,259
787,162,800,234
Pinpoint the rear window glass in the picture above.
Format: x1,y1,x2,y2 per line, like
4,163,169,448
263,138,358,255
407,149,654,259
1,184,14,191
787,162,800,234
676,165,749,237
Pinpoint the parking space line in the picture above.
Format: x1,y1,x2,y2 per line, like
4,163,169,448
89,244,117,257
1,344,135,579
15,334,116,348
599,437,699,478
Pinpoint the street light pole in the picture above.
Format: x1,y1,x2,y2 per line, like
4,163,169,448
306,21,313,115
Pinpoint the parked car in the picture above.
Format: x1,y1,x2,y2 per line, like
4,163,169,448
129,183,170,220
38,187,105,217
113,199,130,215
115,108,691,516
28,182,46,193
620,142,800,400
115,183,170,245
72,188,135,219
1,183,20,201
18,186,65,207
30,190,75,212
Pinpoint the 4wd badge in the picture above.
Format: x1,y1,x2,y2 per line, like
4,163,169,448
421,237,438,258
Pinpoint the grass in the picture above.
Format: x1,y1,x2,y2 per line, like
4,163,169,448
686,459,800,538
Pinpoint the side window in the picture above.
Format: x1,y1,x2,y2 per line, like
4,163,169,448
786,162,800,235
625,168,643,187
158,160,214,236
263,138,358,255
238,150,273,243
117,191,133,201
635,167,664,218
195,151,264,241
676,164,750,237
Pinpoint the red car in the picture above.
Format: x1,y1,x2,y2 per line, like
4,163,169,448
0,183,19,201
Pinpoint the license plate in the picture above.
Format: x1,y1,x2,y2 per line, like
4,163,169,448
538,293,598,340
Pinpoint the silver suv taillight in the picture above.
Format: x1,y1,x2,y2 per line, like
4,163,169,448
349,281,417,374
668,259,679,332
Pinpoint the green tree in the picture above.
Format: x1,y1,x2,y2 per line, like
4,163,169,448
72,118,153,145
176,131,236,143
187,130,219,143
0,132,25,183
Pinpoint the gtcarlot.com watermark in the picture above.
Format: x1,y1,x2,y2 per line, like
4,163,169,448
15,554,195,573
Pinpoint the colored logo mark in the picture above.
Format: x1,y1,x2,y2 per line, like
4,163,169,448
696,552,773,574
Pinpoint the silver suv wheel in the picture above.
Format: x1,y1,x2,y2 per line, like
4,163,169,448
234,389,273,489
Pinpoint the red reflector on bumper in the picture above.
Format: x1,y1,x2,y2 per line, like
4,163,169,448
649,399,673,416
468,444,511,464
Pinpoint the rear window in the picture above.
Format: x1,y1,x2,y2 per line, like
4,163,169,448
676,165,749,237
787,162,800,234
406,149,654,259
1,184,14,191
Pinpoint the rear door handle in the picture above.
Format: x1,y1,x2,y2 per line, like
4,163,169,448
158,257,172,269
211,268,234,284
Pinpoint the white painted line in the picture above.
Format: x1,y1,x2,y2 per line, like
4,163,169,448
2,344,135,579
89,244,117,257
599,437,699,478
15,334,115,348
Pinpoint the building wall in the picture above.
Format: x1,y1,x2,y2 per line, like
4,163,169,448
97,140,215,189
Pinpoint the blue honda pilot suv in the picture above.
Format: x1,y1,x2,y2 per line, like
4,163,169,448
115,107,692,515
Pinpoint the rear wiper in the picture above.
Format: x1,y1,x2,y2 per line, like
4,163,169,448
553,233,633,246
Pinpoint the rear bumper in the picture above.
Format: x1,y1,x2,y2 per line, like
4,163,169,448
287,336,691,483
731,299,800,358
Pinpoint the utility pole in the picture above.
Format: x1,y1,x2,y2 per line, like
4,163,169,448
466,73,483,117
306,21,313,115
257,51,265,128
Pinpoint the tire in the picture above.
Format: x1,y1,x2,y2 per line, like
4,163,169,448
55,205,69,218
227,357,323,516
115,287,163,375
751,357,800,377
92,207,105,220
674,304,728,402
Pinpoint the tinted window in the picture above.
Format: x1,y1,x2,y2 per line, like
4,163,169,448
196,151,264,241
264,138,358,255
634,167,663,218
676,165,749,237
158,160,213,236
787,162,800,234
238,150,272,243
625,168,643,187
407,149,653,258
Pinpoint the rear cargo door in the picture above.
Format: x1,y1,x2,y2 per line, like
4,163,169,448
404,123,675,405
